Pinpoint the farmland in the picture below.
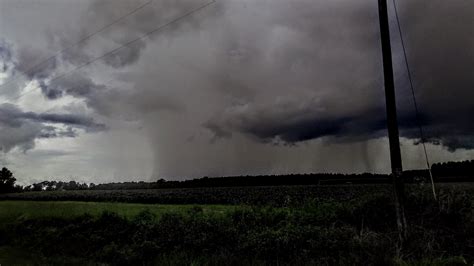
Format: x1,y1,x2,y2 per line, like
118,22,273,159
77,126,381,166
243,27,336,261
0,183,473,265
0,201,234,226
1,183,473,206
0,184,390,206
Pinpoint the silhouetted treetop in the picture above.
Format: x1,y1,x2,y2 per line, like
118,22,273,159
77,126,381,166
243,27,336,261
0,167,17,193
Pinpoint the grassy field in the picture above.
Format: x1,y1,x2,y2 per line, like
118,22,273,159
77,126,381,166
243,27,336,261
0,201,236,265
1,185,473,265
0,201,234,226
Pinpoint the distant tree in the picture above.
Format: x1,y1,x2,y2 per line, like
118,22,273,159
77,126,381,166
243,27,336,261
65,181,78,190
14,184,23,192
32,183,43,191
0,167,17,193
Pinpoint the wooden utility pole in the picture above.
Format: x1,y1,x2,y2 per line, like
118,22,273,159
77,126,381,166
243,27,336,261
378,0,408,242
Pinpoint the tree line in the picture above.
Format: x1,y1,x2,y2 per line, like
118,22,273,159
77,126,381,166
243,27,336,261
1,160,473,193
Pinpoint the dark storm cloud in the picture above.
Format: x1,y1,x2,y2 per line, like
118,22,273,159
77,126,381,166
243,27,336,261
0,39,14,73
1,0,473,181
39,72,107,100
60,0,209,69
39,126,77,138
202,0,474,152
403,121,474,152
3,104,106,132
205,96,473,151
38,80,62,99
2,0,211,103
205,99,387,144
15,46,58,80
393,0,474,150
24,111,107,132
38,69,184,121
102,40,147,68
0,42,58,99
198,0,387,147
2,0,205,118
3,0,473,161
0,103,106,152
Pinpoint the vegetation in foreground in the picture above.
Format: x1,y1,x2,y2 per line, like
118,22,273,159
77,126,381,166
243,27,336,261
0,201,234,226
0,185,473,265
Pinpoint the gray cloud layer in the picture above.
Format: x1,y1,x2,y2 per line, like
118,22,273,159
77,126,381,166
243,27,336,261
202,0,474,151
0,39,14,74
0,103,106,152
1,0,473,179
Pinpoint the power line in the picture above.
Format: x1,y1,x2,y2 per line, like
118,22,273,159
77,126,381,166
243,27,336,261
0,0,154,91
8,0,216,102
392,0,437,200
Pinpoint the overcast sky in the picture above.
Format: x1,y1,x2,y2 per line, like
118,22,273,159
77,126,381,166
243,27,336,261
0,0,473,185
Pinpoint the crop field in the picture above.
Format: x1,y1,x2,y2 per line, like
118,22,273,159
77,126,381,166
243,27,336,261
0,184,396,206
1,184,474,265
1,183,473,206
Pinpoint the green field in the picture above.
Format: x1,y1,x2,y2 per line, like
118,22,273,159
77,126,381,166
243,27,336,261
0,201,236,265
0,201,234,226
0,186,473,265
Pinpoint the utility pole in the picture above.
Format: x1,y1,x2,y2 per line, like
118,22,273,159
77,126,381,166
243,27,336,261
378,0,408,242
